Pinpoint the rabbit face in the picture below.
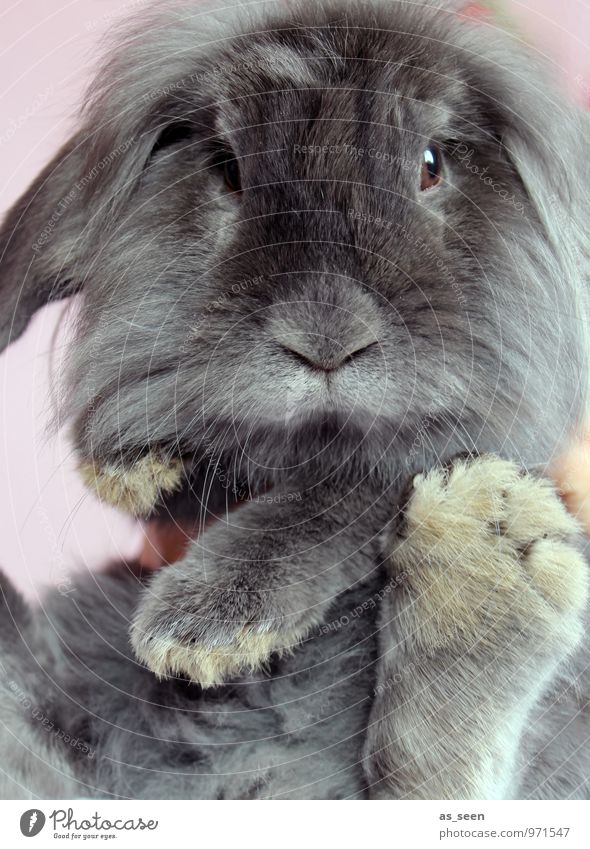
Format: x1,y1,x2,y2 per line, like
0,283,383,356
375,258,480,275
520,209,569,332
1,1,588,482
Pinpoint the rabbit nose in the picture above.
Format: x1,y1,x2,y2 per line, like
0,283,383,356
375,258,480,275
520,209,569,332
279,338,378,372
267,292,382,373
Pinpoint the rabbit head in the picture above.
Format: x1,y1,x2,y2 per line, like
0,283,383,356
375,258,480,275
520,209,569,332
1,0,588,513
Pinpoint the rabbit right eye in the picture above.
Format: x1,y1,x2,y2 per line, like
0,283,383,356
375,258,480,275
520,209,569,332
421,144,443,191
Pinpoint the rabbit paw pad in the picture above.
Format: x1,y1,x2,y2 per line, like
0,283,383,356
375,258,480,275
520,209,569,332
388,454,588,656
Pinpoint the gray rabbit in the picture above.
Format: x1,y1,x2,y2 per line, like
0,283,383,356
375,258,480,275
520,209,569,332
0,0,589,799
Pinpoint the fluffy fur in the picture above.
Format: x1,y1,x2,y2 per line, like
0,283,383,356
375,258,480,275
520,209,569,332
80,454,183,515
0,0,589,799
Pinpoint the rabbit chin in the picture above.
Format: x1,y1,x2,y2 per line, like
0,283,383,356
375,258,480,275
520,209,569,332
190,389,403,459
183,363,447,472
220,364,399,428
192,403,431,477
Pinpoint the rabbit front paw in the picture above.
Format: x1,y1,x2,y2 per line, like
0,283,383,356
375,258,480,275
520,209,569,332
387,454,588,665
130,564,309,687
80,451,182,515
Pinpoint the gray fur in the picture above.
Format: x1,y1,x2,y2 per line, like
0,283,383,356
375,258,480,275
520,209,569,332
0,0,589,798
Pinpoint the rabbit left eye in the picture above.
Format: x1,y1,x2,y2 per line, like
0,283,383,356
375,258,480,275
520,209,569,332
421,144,442,190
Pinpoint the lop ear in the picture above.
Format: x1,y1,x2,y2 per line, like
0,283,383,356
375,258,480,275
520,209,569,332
0,108,157,353
0,1,241,354
505,103,590,274
506,87,590,278
0,133,94,352
456,16,590,270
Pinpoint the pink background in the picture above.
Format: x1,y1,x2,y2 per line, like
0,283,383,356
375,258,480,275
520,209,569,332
1,0,589,600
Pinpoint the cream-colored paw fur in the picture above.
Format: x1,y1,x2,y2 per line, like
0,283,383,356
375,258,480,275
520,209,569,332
131,624,303,688
79,453,182,515
388,455,588,655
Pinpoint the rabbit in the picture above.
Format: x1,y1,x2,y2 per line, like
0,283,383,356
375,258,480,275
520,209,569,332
0,0,589,799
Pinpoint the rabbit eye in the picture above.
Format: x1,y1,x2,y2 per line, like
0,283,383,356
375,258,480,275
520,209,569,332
150,122,195,158
421,145,442,191
223,158,242,193
211,147,242,194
